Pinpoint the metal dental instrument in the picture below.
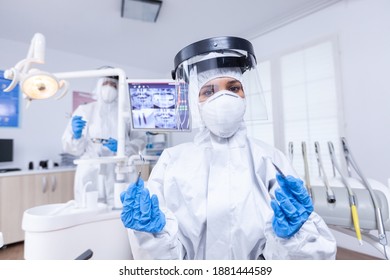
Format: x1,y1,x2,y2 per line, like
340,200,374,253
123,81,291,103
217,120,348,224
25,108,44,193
341,137,388,257
135,151,145,185
135,171,142,185
314,141,336,203
328,141,362,245
91,138,109,144
269,162,286,201
272,162,286,179
301,141,313,198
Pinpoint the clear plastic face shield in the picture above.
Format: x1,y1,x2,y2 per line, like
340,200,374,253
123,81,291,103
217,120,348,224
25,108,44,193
171,37,268,138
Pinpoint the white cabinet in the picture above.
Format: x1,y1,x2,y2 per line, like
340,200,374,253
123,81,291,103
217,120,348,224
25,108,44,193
0,169,75,245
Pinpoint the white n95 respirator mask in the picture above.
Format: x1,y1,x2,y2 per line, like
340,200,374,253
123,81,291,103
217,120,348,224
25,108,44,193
101,85,118,104
199,90,246,138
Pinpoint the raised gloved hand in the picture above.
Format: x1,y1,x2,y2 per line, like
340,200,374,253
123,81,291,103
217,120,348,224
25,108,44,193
103,137,117,152
71,115,86,139
270,174,313,239
120,177,166,233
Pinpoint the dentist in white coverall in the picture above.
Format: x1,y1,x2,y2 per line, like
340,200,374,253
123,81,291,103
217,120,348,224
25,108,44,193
62,75,145,208
120,37,337,259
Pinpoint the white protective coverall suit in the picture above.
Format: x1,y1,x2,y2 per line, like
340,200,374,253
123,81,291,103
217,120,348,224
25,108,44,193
62,77,146,207
127,125,337,259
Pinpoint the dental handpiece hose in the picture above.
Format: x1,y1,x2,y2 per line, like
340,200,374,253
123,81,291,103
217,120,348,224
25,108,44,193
350,158,387,246
328,141,362,245
314,142,336,203
301,142,313,198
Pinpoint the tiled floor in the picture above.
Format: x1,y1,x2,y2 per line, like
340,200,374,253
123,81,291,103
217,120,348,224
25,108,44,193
0,242,381,260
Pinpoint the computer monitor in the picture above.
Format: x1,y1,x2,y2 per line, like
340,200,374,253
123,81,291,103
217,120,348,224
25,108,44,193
127,79,191,132
0,139,13,163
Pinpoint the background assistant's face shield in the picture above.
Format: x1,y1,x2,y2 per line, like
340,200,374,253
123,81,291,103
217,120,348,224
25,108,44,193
173,43,268,130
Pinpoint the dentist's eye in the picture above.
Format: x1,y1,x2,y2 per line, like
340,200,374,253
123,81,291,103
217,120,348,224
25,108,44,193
199,86,216,102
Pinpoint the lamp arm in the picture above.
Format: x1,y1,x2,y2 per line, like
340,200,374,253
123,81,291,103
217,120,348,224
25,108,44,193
22,33,45,74
53,80,69,100
2,68,19,92
3,32,46,92
16,58,44,73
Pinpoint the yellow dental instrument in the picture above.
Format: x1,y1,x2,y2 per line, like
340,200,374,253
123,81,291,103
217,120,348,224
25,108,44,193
328,141,363,245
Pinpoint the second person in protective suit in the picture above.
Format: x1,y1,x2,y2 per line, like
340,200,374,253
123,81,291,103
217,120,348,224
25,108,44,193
120,37,337,259
62,74,146,208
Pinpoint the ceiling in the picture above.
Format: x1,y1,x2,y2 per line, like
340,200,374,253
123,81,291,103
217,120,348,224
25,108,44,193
0,0,341,76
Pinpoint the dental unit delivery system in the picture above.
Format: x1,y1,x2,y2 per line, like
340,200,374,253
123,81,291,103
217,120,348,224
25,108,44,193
341,137,388,258
328,141,363,245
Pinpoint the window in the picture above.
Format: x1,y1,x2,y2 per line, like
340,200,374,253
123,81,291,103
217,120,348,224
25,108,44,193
246,39,344,179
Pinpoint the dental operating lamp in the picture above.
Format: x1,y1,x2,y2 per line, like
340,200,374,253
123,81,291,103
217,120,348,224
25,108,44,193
3,33,68,103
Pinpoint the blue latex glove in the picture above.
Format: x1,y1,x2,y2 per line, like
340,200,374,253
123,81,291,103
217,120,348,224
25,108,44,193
103,137,117,152
120,177,166,233
72,116,86,139
270,174,314,239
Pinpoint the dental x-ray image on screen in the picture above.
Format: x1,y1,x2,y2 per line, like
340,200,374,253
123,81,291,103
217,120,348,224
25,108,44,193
127,79,190,132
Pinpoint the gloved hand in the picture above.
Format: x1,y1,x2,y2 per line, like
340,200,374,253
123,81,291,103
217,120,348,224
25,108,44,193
270,174,313,239
103,137,117,152
71,115,86,139
120,177,166,233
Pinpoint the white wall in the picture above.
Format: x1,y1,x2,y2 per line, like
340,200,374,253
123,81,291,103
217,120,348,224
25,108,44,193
0,38,161,170
251,0,390,186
